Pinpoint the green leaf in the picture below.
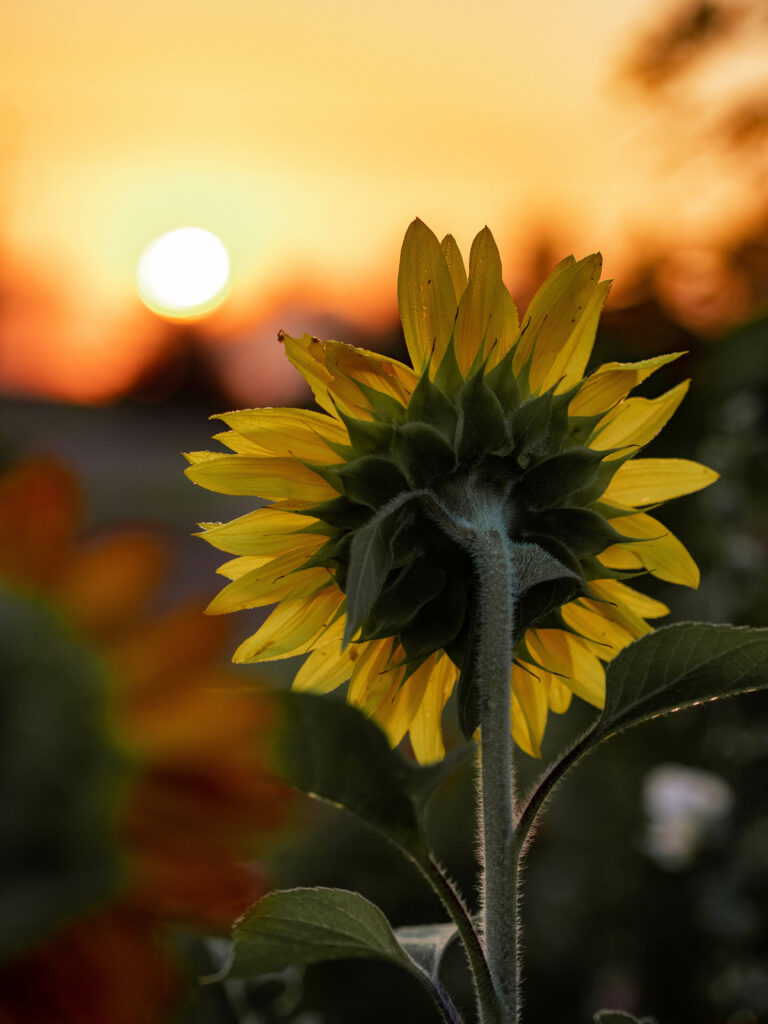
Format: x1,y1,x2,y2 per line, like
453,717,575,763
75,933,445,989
0,588,126,961
270,690,426,859
396,741,476,814
226,888,461,1023
343,492,417,646
227,887,415,975
596,623,768,741
394,923,457,979
517,623,768,848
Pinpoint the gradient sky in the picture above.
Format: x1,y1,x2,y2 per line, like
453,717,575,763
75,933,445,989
0,0,759,400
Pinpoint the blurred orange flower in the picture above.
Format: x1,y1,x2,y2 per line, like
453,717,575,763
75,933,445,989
0,458,288,1024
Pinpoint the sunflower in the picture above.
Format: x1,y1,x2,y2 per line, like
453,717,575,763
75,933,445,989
186,219,718,762
0,458,288,1024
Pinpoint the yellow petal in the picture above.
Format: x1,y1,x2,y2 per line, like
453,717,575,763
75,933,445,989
281,333,415,421
184,454,337,502
569,352,686,416
510,662,548,758
280,332,339,417
526,629,606,708
371,648,427,747
440,234,468,303
233,585,344,662
587,578,669,619
525,254,604,394
207,545,330,613
561,599,636,657
513,255,575,373
540,279,611,395
215,407,348,463
292,637,361,694
547,674,573,714
590,380,689,458
348,638,400,714
454,227,518,374
398,219,458,373
324,340,416,409
579,594,652,642
601,511,700,587
408,654,457,764
197,504,326,557
602,458,719,506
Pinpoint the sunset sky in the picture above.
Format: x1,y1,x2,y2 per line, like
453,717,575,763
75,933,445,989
0,0,762,402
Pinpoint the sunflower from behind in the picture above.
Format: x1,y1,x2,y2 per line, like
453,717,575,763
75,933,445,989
187,220,718,761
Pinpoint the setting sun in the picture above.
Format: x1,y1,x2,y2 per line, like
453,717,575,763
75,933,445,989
136,227,230,320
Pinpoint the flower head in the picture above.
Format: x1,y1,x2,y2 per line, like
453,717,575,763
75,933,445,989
0,458,288,1024
186,220,718,761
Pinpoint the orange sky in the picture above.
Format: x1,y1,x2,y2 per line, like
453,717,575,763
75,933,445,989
0,0,762,402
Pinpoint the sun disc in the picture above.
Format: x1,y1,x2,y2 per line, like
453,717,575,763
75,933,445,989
136,227,230,320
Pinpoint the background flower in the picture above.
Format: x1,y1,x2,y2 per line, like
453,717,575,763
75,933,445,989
0,458,289,1024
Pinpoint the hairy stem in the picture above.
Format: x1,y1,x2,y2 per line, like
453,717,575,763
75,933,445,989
471,522,520,1023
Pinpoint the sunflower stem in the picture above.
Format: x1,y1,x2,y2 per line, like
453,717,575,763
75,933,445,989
471,518,521,1024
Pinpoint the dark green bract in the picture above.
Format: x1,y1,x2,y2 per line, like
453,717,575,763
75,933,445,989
298,340,633,712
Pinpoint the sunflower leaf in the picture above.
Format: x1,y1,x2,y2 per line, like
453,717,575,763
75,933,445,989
595,622,768,740
222,888,461,1023
518,623,768,844
270,690,426,858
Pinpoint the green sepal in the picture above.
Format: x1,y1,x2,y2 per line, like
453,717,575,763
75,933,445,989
516,446,608,509
361,558,447,642
579,558,648,583
400,575,468,663
301,459,344,493
343,494,418,647
336,408,395,457
484,347,521,413
406,370,459,442
516,575,586,636
300,495,372,529
512,383,579,461
432,336,464,398
569,449,634,508
454,368,507,460
354,380,408,424
299,532,353,573
391,422,457,488
336,455,410,509
529,506,631,558
564,412,607,449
